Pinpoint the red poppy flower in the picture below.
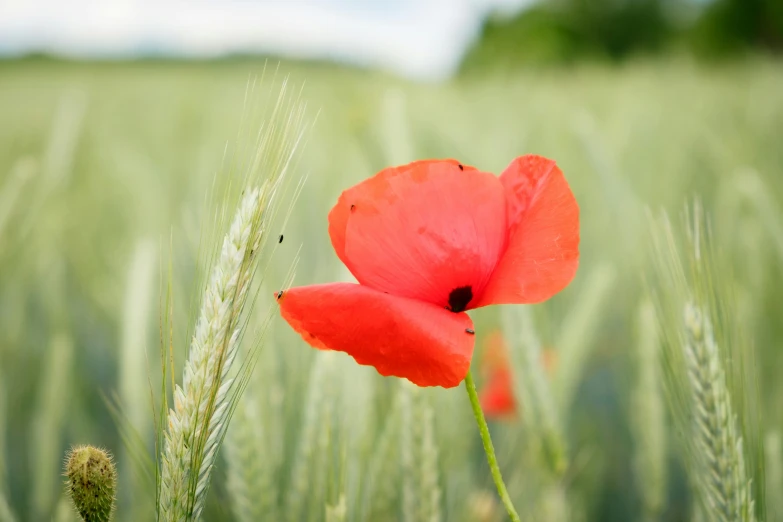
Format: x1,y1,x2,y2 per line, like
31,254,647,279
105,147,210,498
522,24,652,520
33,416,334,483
480,367,517,418
479,331,517,419
478,330,559,419
278,155,579,388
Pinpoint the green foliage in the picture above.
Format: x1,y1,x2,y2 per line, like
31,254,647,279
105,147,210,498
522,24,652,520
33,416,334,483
462,0,674,71
691,0,783,56
462,0,783,72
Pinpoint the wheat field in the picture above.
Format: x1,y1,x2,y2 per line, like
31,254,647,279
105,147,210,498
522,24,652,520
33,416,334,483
0,57,782,522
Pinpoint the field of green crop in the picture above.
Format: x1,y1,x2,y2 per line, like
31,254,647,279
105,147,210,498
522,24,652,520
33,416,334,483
1,57,782,522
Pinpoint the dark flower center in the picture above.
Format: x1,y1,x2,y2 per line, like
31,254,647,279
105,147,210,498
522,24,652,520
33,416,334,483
447,286,473,313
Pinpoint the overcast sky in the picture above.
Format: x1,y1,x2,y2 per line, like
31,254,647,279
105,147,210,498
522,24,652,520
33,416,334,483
0,0,531,80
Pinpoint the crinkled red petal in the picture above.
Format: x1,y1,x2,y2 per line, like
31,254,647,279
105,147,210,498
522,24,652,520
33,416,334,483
477,155,579,306
278,282,475,388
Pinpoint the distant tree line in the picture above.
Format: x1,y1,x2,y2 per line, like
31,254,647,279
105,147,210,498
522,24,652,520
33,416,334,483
462,0,783,70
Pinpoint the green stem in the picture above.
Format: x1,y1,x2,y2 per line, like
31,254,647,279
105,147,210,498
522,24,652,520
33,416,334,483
464,369,521,522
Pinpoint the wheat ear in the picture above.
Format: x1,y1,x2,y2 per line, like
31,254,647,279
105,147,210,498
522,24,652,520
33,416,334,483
683,303,755,522
159,186,266,521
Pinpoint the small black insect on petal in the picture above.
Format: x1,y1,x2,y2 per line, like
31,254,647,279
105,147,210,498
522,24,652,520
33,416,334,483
279,234,284,243
350,204,356,212
465,328,475,335
447,286,473,313
276,290,284,299
458,164,464,171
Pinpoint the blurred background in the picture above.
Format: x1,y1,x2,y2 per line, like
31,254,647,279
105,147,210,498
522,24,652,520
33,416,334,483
0,0,782,521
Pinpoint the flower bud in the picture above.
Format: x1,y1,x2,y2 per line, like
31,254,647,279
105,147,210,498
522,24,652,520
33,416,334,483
64,445,117,522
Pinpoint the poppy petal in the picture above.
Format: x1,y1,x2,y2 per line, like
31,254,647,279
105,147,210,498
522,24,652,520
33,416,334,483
277,282,475,388
328,160,507,311
476,155,579,306
328,190,351,268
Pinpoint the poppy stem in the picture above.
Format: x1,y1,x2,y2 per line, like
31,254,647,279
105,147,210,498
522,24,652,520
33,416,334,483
464,369,521,522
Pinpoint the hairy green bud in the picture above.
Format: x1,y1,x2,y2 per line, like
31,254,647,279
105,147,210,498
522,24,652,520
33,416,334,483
64,445,117,522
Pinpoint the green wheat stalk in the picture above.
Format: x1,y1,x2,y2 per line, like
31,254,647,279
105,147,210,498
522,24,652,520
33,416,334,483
379,88,415,165
224,392,280,522
732,168,783,262
223,325,288,522
226,320,287,522
631,299,667,522
307,376,337,522
21,90,86,241
120,239,157,442
0,157,35,249
332,358,374,519
0,491,15,522
361,393,402,521
30,333,74,520
400,381,442,522
502,305,567,476
118,238,157,520
0,375,7,497
648,204,759,522
325,495,347,522
764,431,781,521
285,352,338,522
553,263,616,414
